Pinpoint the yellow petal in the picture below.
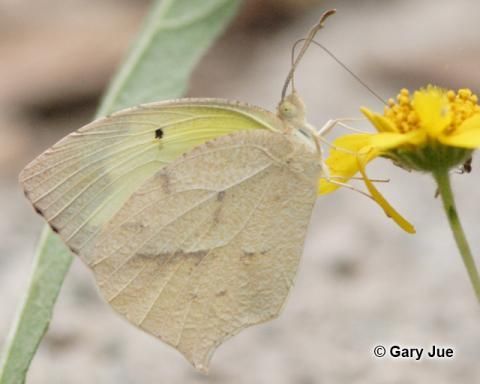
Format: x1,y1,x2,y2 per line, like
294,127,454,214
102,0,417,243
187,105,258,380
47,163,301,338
361,107,398,133
319,178,344,194
413,88,452,137
369,130,426,150
439,114,480,148
318,134,378,194
356,154,416,234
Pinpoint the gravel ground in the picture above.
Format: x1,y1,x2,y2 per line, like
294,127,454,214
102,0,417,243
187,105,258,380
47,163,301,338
1,1,480,383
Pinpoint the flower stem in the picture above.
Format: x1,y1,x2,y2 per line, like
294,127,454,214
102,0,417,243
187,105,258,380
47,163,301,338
433,169,480,302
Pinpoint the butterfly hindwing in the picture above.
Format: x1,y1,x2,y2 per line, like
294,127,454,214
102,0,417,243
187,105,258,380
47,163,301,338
90,129,320,371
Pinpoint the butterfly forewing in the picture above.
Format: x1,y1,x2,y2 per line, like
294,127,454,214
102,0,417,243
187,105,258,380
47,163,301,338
19,99,282,262
90,130,321,371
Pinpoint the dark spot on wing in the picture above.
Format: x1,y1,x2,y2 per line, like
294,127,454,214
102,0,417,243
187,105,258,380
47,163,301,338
68,245,79,255
155,128,164,139
216,290,227,297
23,189,78,254
241,251,257,265
160,173,170,194
120,222,146,234
139,249,208,262
217,191,226,201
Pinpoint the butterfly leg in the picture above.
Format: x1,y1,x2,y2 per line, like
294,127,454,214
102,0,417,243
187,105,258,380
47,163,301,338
319,177,375,200
307,122,373,190
307,118,374,176
316,118,338,137
316,117,367,136
299,122,330,179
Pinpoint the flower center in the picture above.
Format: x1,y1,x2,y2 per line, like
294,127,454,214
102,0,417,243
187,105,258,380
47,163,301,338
384,88,419,133
446,88,480,133
383,87,480,134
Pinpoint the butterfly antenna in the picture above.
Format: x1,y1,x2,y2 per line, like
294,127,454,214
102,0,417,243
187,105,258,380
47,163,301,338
281,9,336,101
292,38,387,105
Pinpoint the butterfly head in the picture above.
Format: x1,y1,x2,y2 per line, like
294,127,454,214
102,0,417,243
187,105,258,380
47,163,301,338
277,91,306,128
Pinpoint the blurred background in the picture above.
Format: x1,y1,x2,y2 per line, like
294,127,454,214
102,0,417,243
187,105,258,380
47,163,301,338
1,0,480,383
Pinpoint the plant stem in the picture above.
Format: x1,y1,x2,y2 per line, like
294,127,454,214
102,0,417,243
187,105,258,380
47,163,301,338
433,169,480,302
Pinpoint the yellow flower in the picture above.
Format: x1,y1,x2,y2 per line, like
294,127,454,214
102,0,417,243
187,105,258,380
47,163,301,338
320,86,480,233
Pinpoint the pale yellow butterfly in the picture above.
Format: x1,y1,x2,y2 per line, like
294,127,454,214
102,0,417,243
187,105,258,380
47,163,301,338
20,10,336,372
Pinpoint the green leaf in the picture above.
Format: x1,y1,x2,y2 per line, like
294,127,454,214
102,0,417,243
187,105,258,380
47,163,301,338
0,1,240,383
0,229,72,384
99,0,240,116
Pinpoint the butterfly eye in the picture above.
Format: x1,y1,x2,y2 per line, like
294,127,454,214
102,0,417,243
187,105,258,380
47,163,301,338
278,100,298,119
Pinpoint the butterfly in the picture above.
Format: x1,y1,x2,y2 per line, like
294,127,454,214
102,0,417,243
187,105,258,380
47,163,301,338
19,10,336,372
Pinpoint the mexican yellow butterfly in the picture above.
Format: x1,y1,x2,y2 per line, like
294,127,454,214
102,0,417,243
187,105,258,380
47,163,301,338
20,10,336,372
